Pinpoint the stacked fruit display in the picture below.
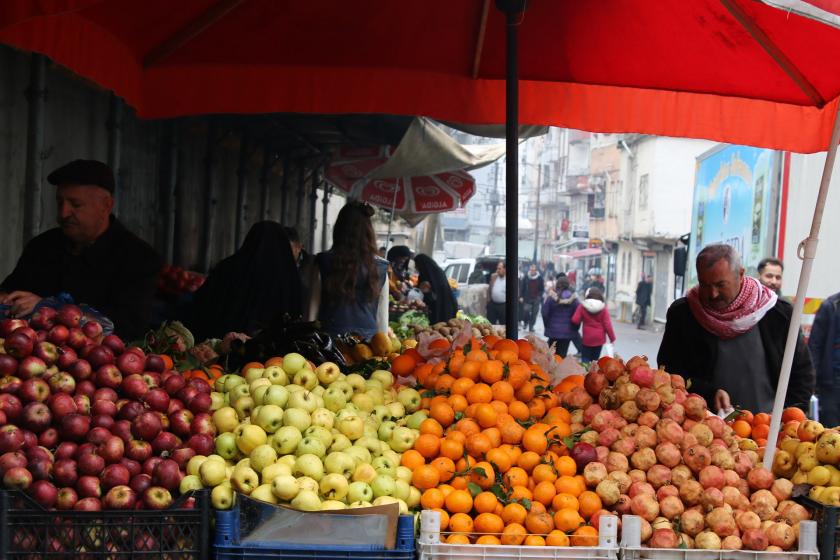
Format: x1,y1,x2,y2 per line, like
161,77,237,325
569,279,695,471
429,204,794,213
397,336,811,551
0,306,209,512
771,414,840,506
182,352,426,513
156,265,205,299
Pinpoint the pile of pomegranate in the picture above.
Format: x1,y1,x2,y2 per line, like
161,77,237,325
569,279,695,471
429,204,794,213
559,356,810,551
0,305,212,512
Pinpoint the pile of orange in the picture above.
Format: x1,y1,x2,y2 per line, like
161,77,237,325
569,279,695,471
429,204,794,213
396,336,602,547
728,407,805,447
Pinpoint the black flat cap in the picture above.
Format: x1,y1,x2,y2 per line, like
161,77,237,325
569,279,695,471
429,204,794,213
47,159,115,193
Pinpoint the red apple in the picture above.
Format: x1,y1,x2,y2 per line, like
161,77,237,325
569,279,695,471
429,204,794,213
56,486,78,510
73,394,90,415
116,400,144,422
0,319,28,337
145,355,165,373
60,413,91,442
19,378,50,403
142,372,161,389
162,374,186,397
94,387,118,402
101,464,130,490
47,372,76,394
142,456,163,477
143,388,170,413
151,458,182,491
92,415,115,430
169,409,194,437
48,325,70,346
176,386,199,404
78,453,105,476
18,356,47,379
131,412,162,441
37,427,58,448
3,466,32,489
101,335,125,355
0,425,25,453
171,446,197,468
167,398,185,414
116,352,144,376
151,432,180,454
33,342,58,366
28,457,53,481
77,474,102,498
22,402,52,433
74,379,96,398
82,320,103,339
0,375,21,395
119,458,142,478
95,364,122,389
143,486,173,510
187,392,212,414
112,420,132,443
87,427,112,446
0,394,22,422
4,331,34,359
29,479,58,508
68,359,92,381
55,442,78,461
130,473,153,495
66,328,87,350
0,354,19,376
73,497,101,511
75,443,96,459
103,484,136,510
49,393,78,420
91,399,117,417
99,436,124,464
126,440,153,463
190,412,216,437
56,304,83,328
0,451,27,476
53,459,79,487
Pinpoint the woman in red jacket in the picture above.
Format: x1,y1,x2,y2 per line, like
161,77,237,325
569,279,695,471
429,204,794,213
571,287,616,363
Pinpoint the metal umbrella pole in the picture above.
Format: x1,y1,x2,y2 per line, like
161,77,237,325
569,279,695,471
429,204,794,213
763,104,840,469
384,178,400,252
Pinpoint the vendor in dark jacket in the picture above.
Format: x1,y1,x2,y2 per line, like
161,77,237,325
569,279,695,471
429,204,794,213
0,160,161,340
808,292,840,427
657,244,814,413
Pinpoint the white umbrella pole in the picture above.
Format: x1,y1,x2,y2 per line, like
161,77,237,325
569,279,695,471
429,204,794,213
764,104,840,470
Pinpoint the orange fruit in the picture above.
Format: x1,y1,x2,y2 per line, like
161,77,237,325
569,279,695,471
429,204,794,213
455,418,481,437
160,354,174,370
435,374,455,394
400,449,425,469
420,418,444,437
421,488,445,509
736,409,754,424
527,399,547,419
522,428,548,455
546,530,571,547
431,456,456,482
489,400,508,415
555,475,583,497
448,394,469,412
572,525,598,547
509,485,533,502
507,364,531,389
475,535,501,545
466,383,493,404
485,448,512,473
474,512,504,535
479,360,504,384
532,463,558,484
753,412,771,426
474,491,499,514
450,475,468,490
465,349,488,362
474,403,498,429
430,402,455,427
459,360,481,381
434,508,450,531
448,353,465,376
555,456,577,477
390,354,416,377
446,534,470,544
499,421,525,445
451,377,475,396
470,461,496,489
732,420,752,438
429,338,451,352
438,484,455,498
516,339,533,361
552,492,580,512
412,464,441,490
491,381,514,403
449,512,474,534
482,427,502,449
782,407,806,423
501,523,527,546
465,433,492,458
554,507,585,532
533,480,557,506
524,535,546,546
751,423,770,440
501,502,528,525
440,437,464,461
525,510,555,535
515,382,536,404
504,467,529,488
516,451,542,473
578,491,603,519
445,489,473,514
507,400,530,421
414,434,441,459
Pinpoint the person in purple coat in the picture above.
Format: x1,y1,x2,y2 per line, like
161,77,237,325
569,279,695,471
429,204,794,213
542,277,582,358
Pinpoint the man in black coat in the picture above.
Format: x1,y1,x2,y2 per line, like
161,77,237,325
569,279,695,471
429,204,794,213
657,244,814,413
635,275,653,329
0,160,161,340
809,292,840,426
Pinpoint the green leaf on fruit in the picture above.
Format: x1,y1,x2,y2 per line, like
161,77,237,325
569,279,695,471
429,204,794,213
454,411,464,422
723,407,743,423
519,497,532,511
421,390,436,398
463,343,472,355
490,484,508,502
502,364,510,380
471,467,487,479
467,483,482,497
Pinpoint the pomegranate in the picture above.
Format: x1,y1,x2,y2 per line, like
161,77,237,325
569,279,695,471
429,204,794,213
684,394,707,420
618,401,640,422
635,426,657,448
710,446,735,470
617,382,640,403
736,510,761,532
629,481,655,498
690,423,714,447
741,528,768,551
706,507,737,537
649,528,680,548
683,444,711,473
721,535,743,550
660,495,685,519
679,480,703,506
654,442,681,468
629,367,653,388
646,465,672,489
751,489,778,509
625,355,649,371
635,388,661,412
637,411,659,427
583,404,603,424
662,403,685,424
656,385,676,405
583,461,608,487
598,387,621,410
595,479,620,505
611,437,637,456
630,493,660,522
584,371,609,398
670,465,693,488
607,470,632,493
747,467,774,491
599,357,624,381
630,448,657,471
770,478,793,502
698,465,725,489
732,452,753,477
680,509,706,536
656,485,679,501
694,530,722,550
700,487,724,511
766,522,795,550
605,451,629,474
628,469,647,483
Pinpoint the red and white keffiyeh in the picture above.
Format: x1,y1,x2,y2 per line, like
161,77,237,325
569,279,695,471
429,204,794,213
687,276,778,339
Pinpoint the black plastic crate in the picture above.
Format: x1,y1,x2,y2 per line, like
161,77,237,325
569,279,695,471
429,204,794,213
798,495,840,560
0,489,210,559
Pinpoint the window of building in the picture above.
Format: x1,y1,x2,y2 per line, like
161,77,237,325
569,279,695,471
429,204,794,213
639,174,649,210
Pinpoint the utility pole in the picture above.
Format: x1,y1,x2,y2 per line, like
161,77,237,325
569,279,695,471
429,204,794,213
488,161,501,249
532,163,541,263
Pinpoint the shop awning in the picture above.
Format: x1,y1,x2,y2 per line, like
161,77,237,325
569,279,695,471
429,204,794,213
561,248,602,259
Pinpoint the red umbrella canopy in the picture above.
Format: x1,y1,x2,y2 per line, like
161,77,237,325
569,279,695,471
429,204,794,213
324,146,476,215
3,0,840,151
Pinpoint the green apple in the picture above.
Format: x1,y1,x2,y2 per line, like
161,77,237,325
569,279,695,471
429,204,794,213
386,402,405,420
283,408,312,432
278,455,297,468
312,385,326,397
252,385,269,405
293,369,319,391
233,396,254,420
271,475,300,501
199,459,227,487
249,444,278,473
261,462,292,485
251,405,263,420
364,379,383,392
281,353,307,375
263,365,289,386
310,408,335,430
381,449,400,467
406,486,421,508
271,426,302,455
345,446,372,467
347,481,374,503
370,369,394,389
313,394,325,409
295,436,326,458
230,383,251,403
315,362,342,385
371,474,396,498
366,388,384,406
351,393,374,412
356,436,383,457
323,387,348,412
364,419,379,437
294,454,325,481
378,421,398,442
215,375,230,393
186,455,208,477
329,381,354,401
304,426,333,449
262,385,290,408
236,424,268,455
231,465,260,494
324,451,356,479
250,483,277,504
180,474,204,493
389,427,416,453
372,405,391,424
373,496,408,514
211,484,234,510
372,456,397,478
296,476,319,493
320,473,349,500
336,414,365,440
224,375,246,393
255,404,284,433
349,500,373,508
210,392,225,411
286,384,303,394
393,479,410,501
352,462,377,484
288,391,318,413
345,374,365,393
321,500,347,510
206,454,226,464
405,411,428,430
395,466,413,484
213,407,239,433
329,434,352,453
215,432,239,460
397,388,421,413
290,489,321,511
243,366,265,384
235,457,251,470
250,378,271,393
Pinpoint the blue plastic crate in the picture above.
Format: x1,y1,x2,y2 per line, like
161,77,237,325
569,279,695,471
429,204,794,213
212,498,415,560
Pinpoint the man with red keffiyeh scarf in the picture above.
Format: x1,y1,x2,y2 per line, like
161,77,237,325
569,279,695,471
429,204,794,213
658,244,814,414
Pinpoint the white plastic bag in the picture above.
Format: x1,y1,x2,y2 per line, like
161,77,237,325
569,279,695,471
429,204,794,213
602,342,614,358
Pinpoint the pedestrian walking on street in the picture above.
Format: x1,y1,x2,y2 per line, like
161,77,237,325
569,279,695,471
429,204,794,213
487,261,506,326
635,275,653,329
542,277,582,358
572,287,616,363
520,263,544,333
809,291,840,426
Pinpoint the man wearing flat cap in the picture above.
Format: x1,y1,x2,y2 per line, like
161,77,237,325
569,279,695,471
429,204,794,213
0,159,162,340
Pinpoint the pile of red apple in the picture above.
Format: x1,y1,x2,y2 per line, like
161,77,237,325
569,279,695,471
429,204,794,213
0,304,214,515
559,357,810,552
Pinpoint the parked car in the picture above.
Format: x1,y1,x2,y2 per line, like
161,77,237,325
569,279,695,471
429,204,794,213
445,255,531,316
